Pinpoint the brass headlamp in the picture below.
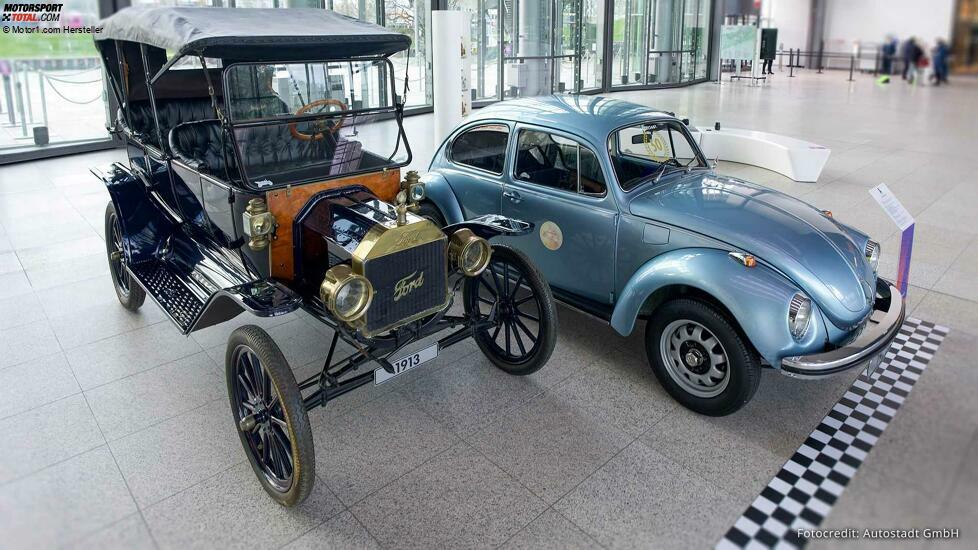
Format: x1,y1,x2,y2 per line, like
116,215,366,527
448,229,492,277
320,264,374,323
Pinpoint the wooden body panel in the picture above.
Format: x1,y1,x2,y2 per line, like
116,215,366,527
267,169,401,281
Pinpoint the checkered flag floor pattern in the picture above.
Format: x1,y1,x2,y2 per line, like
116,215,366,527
717,318,949,549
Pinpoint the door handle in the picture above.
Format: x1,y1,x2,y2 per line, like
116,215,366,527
503,190,522,203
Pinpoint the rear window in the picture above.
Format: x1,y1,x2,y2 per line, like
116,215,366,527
450,124,509,174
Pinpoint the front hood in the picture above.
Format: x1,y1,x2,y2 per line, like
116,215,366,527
629,174,876,328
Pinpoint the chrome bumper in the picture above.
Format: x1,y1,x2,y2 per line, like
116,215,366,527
780,279,906,379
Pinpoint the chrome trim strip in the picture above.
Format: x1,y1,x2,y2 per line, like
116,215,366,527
780,279,906,378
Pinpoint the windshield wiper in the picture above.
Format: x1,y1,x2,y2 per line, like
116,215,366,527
652,162,670,184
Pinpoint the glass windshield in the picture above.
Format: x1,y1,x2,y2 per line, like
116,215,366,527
223,60,408,188
225,60,393,121
608,121,705,191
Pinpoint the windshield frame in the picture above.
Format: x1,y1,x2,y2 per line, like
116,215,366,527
220,56,412,191
607,118,709,193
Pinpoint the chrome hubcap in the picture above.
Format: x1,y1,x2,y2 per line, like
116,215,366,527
660,320,730,398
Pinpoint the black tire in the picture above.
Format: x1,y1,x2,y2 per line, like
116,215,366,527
226,325,315,507
104,202,146,311
416,201,446,227
464,244,557,375
645,298,761,416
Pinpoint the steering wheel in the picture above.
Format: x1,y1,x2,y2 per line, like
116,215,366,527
288,99,348,141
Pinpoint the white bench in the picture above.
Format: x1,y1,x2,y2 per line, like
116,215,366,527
690,127,831,183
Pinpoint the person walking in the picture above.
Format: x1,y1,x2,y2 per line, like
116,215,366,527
882,35,897,74
932,38,950,85
907,38,925,84
901,36,916,80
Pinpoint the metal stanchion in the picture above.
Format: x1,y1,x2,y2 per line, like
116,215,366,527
789,50,795,77
38,70,48,127
2,75,14,124
817,41,824,73
21,62,35,124
14,81,28,137
874,50,880,76
848,54,855,81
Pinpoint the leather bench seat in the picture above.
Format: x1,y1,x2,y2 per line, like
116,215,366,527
128,98,216,150
169,120,362,184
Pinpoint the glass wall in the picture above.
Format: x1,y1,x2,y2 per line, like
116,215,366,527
1,0,714,161
611,0,712,87
0,0,109,156
330,0,430,108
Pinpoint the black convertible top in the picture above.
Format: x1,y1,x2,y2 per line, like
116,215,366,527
96,7,411,61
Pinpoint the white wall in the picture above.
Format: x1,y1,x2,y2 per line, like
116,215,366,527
822,0,954,48
761,0,812,50
759,0,955,51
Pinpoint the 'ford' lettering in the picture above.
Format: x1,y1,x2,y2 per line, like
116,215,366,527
393,270,425,302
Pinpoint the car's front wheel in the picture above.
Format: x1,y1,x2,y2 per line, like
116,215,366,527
464,245,557,375
645,299,760,416
226,326,315,507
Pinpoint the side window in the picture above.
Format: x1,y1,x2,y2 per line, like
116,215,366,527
515,129,606,196
450,124,509,174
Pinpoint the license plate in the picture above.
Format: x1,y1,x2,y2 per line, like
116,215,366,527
863,351,885,378
375,343,438,384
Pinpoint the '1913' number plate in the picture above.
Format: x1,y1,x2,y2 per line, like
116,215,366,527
375,343,438,385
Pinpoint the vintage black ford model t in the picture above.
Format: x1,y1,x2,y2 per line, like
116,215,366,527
91,6,556,506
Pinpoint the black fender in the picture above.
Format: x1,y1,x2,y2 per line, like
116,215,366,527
191,279,302,332
92,162,176,265
443,214,534,240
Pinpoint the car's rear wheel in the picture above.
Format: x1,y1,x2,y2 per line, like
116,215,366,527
104,202,145,311
463,245,556,375
226,326,315,507
645,298,760,416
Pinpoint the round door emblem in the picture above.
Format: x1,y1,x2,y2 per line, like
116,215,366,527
540,221,563,251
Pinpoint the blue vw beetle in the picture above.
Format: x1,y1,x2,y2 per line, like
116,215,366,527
415,95,905,416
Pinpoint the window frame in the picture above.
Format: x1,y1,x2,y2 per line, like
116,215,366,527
447,122,512,177
510,126,608,199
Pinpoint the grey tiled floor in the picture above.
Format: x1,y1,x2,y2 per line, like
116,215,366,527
1,71,977,549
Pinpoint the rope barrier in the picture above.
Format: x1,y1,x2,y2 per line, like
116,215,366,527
41,73,102,105
41,73,102,85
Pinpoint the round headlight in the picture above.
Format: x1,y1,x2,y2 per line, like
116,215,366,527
410,182,426,202
448,229,492,277
788,293,813,340
320,265,373,323
865,240,880,271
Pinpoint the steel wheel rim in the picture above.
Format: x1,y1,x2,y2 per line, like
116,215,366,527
659,320,730,398
109,215,130,294
232,345,294,493
471,258,542,363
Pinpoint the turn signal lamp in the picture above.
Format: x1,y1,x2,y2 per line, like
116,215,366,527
728,252,757,268
821,210,833,218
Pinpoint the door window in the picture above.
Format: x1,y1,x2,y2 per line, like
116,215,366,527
514,129,606,196
450,124,510,174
